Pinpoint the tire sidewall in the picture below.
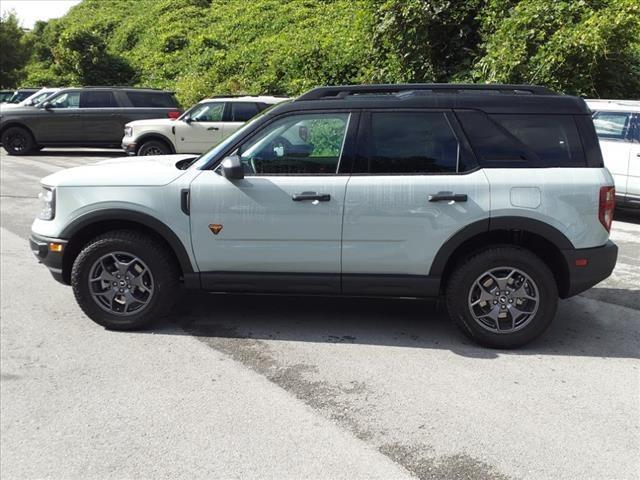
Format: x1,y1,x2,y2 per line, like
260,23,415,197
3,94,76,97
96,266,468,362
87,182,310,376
138,140,170,156
447,247,558,348
72,235,176,329
2,127,34,155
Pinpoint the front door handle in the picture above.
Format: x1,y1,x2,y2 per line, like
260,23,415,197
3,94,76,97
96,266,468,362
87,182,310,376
207,126,219,131
292,192,331,202
428,192,468,203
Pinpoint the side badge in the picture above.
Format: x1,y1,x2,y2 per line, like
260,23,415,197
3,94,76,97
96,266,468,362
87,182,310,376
209,224,223,235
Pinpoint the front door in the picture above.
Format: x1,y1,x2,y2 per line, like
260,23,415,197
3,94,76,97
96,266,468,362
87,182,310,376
32,90,83,143
174,101,226,153
341,110,491,296
189,111,355,293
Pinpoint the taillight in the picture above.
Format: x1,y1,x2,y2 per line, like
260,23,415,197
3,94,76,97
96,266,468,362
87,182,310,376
598,186,615,232
167,110,180,119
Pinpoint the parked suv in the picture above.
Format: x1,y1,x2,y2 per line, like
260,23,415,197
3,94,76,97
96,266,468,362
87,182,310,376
1,87,181,155
122,95,288,156
587,99,639,208
30,84,617,348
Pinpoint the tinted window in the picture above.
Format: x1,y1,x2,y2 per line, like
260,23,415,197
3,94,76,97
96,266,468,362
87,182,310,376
48,91,80,109
189,102,225,122
231,102,260,122
491,114,585,167
80,91,117,108
238,113,350,175
592,111,632,141
355,112,459,174
126,91,177,108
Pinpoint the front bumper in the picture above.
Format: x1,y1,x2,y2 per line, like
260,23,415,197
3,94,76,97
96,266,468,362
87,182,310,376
121,141,137,155
561,240,618,298
29,234,68,284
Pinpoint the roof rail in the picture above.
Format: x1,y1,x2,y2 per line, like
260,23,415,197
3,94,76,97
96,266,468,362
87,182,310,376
81,86,167,91
296,83,556,101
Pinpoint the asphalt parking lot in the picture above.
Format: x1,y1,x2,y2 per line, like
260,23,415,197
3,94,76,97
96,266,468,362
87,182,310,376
1,148,639,479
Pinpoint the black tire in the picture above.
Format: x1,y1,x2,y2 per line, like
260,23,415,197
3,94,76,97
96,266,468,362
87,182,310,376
71,230,180,330
1,126,35,155
446,246,558,348
137,139,171,156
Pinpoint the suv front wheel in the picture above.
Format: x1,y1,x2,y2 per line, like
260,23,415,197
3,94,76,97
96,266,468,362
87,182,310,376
71,230,180,330
446,246,558,348
2,126,35,155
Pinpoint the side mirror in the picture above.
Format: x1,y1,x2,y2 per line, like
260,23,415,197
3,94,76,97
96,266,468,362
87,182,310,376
41,102,52,110
221,154,244,180
184,115,192,124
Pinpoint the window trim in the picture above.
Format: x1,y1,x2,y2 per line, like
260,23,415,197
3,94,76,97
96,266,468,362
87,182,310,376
349,108,475,176
209,109,360,176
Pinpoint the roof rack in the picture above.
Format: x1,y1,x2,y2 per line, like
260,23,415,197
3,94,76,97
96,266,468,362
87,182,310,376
81,86,168,91
296,84,556,101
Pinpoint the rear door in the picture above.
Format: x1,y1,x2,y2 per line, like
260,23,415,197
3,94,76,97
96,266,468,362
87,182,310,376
174,102,226,153
78,90,121,144
222,102,262,139
341,110,490,296
592,110,633,198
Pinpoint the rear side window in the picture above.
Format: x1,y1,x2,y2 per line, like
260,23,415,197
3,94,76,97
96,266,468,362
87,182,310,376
126,91,177,108
592,111,632,141
457,111,586,167
79,91,117,108
354,112,459,174
491,114,585,167
231,102,260,122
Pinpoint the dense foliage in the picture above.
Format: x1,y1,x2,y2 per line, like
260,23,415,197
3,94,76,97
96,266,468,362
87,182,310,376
4,0,639,103
0,12,31,88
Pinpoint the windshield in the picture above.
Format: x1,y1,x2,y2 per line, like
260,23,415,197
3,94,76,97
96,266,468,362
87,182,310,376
20,89,57,106
186,101,290,170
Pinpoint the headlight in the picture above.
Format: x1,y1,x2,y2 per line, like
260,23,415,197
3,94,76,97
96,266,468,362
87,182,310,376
124,126,133,137
38,186,55,220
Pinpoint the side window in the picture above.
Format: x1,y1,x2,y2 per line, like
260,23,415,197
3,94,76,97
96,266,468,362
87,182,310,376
491,114,585,167
189,102,225,122
126,91,177,108
79,91,117,108
231,102,260,122
354,112,459,174
237,113,350,175
48,92,80,109
592,111,632,141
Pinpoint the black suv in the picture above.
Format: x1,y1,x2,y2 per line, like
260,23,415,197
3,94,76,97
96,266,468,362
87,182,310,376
0,87,182,155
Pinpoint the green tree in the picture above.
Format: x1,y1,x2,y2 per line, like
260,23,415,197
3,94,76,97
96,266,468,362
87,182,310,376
0,11,30,88
472,0,640,97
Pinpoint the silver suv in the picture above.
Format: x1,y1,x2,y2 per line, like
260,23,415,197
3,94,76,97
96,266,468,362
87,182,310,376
30,84,618,348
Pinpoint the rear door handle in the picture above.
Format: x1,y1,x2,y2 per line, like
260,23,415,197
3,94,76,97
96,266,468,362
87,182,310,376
292,192,331,202
428,192,468,203
207,126,219,131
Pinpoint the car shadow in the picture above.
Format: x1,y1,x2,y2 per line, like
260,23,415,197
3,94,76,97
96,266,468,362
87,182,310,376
615,208,640,225
148,291,639,360
34,149,124,157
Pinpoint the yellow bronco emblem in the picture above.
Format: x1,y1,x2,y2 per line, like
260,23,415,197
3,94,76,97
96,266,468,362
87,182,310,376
209,224,223,235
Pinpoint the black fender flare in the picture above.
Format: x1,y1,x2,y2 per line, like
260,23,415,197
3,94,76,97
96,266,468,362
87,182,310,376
429,216,573,276
135,133,176,154
61,209,194,274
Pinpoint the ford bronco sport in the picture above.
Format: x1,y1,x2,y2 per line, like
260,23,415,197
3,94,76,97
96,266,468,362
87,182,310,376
30,84,618,348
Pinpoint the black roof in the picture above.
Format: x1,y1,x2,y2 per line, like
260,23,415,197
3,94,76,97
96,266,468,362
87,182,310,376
283,84,590,115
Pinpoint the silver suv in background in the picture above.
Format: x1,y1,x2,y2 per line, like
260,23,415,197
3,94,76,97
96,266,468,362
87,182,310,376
587,99,640,208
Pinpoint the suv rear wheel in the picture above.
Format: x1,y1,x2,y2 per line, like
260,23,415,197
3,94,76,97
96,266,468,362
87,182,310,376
446,246,558,348
2,126,35,155
71,230,179,330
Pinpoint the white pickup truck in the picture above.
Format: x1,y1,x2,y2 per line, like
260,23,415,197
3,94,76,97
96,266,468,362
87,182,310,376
121,95,289,156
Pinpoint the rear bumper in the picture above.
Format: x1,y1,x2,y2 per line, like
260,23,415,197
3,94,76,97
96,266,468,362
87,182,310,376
561,240,618,298
29,234,68,284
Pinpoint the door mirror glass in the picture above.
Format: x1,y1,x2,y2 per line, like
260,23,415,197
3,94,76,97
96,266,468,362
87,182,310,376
220,154,244,180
